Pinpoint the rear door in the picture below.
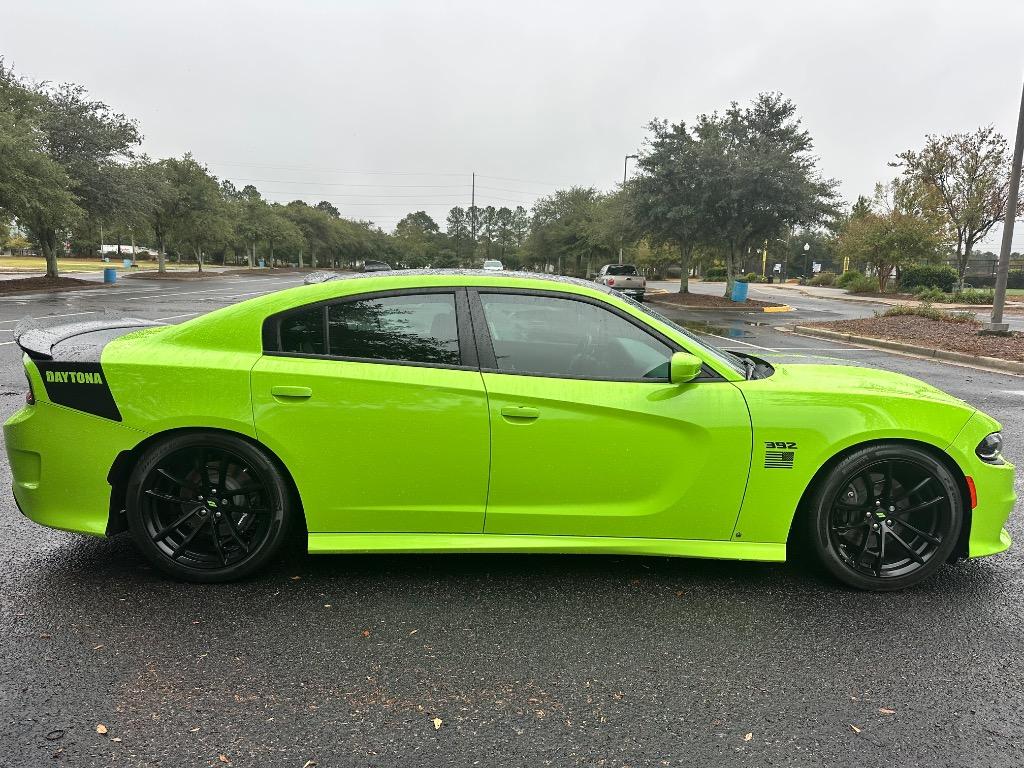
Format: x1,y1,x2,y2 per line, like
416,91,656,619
251,288,490,534
471,288,751,541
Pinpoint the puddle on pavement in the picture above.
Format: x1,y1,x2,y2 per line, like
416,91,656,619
677,319,759,340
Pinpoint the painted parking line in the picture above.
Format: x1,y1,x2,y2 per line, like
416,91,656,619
124,278,306,301
702,332,778,352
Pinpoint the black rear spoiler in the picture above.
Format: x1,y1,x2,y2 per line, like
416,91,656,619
14,318,161,361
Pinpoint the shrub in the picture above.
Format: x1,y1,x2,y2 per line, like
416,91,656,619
744,272,758,283
952,287,994,304
845,274,878,293
911,285,949,303
900,264,958,293
881,304,979,323
702,266,727,281
836,270,862,288
809,271,836,286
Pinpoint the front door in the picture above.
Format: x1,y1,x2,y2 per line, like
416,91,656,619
473,290,752,541
251,289,489,533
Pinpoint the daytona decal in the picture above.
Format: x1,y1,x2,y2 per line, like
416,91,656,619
36,362,121,421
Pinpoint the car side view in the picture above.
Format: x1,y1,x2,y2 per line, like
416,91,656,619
4,271,1015,588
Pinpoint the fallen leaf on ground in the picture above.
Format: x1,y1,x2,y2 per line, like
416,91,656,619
290,576,302,581
361,630,371,638
879,708,896,715
96,724,108,735
302,761,317,768
851,724,861,733
93,644,104,650
219,755,229,764
111,737,122,743
743,732,752,742
39,633,51,639
409,629,418,635
433,717,443,730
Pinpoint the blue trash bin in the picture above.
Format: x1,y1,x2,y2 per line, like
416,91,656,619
730,280,749,302
103,267,117,284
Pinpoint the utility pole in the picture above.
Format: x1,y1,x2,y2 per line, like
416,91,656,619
986,78,1024,334
470,172,478,255
619,154,638,264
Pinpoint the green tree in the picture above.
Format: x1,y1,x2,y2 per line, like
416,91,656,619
0,62,83,275
445,206,470,263
655,93,838,295
164,155,231,271
394,211,441,267
837,181,945,291
524,187,609,276
32,79,141,276
632,119,713,293
896,126,1024,285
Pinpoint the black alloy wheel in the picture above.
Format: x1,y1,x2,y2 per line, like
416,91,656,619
807,444,962,591
126,433,292,582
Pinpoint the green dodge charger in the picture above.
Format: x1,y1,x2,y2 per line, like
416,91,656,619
4,271,1015,589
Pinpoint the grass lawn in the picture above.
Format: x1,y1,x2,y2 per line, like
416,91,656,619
0,256,196,272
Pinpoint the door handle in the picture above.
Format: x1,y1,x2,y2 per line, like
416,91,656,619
271,385,312,400
500,405,540,422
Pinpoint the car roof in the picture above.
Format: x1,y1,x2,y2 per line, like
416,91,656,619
303,268,614,295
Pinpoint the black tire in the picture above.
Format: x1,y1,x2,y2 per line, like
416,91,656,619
125,432,293,582
805,443,963,591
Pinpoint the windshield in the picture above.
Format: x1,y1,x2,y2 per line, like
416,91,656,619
605,265,638,275
616,293,746,376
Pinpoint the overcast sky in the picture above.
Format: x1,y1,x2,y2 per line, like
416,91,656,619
4,0,1024,247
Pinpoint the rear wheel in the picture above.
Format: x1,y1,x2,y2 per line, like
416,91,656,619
126,432,292,582
806,444,962,591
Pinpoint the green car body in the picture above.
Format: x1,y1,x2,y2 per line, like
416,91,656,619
4,271,1015,575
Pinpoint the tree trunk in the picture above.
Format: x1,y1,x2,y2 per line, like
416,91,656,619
723,241,739,298
157,236,166,273
41,229,59,279
298,249,303,269
678,245,694,294
248,241,255,269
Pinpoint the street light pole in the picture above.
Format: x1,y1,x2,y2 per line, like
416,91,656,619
803,242,811,280
986,79,1024,333
619,154,638,265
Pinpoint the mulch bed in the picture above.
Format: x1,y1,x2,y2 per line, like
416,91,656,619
804,316,1024,361
0,276,98,295
651,291,784,309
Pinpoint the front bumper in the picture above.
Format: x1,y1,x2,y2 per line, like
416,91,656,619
4,402,147,537
620,288,645,300
950,412,1016,559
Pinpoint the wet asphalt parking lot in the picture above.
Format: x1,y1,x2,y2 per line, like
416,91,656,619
1,271,1022,767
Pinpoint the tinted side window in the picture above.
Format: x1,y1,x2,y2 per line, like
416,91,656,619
280,307,325,354
327,293,460,365
479,293,672,380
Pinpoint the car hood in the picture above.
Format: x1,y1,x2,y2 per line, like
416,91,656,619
759,360,969,409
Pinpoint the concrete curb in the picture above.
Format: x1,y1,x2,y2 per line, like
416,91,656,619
648,299,793,313
790,325,1024,375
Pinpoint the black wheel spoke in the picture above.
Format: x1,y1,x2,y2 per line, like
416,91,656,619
894,476,931,502
854,529,873,565
170,517,209,559
145,489,191,505
217,452,229,493
154,506,201,542
882,461,893,500
891,518,942,546
876,528,886,575
156,467,199,492
887,528,926,565
229,483,265,495
832,520,870,534
209,518,229,566
891,496,945,517
221,513,250,553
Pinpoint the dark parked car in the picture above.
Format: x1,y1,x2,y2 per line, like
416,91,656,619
363,260,392,272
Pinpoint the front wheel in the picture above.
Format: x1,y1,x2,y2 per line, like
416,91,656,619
126,432,293,582
806,444,963,591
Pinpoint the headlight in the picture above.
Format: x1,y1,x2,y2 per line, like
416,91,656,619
976,433,1004,464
